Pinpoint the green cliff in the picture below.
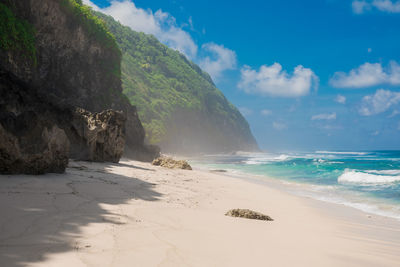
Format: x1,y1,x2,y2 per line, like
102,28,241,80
0,0,158,161
96,12,259,154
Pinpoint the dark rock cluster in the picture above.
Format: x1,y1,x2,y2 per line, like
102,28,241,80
152,156,192,170
68,108,126,163
0,121,69,175
225,209,273,221
0,69,126,174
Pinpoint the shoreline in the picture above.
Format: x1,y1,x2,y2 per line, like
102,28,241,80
1,158,399,266
192,162,400,243
190,157,400,222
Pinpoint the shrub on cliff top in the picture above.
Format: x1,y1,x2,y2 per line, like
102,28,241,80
0,3,36,64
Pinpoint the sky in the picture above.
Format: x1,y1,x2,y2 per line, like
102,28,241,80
85,0,400,151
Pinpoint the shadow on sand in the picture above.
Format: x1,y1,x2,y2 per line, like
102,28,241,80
0,160,161,266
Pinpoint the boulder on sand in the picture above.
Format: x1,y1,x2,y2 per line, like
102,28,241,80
152,156,192,170
225,209,273,221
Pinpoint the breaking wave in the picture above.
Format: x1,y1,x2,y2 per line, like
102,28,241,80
338,169,400,185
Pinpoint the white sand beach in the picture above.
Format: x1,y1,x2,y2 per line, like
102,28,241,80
1,158,400,267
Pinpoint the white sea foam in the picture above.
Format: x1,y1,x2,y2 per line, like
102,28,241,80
338,169,400,185
311,195,400,220
367,169,400,175
275,154,290,161
315,151,368,155
245,154,290,164
292,184,400,220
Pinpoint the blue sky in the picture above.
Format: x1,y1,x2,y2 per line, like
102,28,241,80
86,0,400,151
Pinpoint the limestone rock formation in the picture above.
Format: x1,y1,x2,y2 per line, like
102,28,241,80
0,114,69,175
0,0,158,162
152,157,192,170
225,209,273,221
68,108,126,163
0,68,127,173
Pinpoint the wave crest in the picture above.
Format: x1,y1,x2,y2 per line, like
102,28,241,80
316,151,368,155
338,169,400,185
245,154,290,165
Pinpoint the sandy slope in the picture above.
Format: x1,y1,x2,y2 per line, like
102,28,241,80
0,159,399,267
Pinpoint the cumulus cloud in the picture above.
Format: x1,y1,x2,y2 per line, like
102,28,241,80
83,0,99,10
311,113,337,120
359,89,400,116
352,0,372,13
273,121,287,130
199,43,237,81
335,94,346,104
330,61,400,88
261,109,272,116
352,0,400,14
238,63,319,98
389,109,400,117
83,0,197,58
83,0,238,81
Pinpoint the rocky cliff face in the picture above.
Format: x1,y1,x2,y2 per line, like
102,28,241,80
0,0,158,160
1,0,120,111
69,108,126,163
0,68,128,173
0,68,71,174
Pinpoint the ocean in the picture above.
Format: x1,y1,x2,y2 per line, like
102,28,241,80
191,151,400,220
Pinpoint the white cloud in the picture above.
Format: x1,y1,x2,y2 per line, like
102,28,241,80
83,0,99,10
359,89,400,116
84,0,198,58
352,0,400,14
311,113,337,120
373,0,400,12
320,124,343,130
261,109,272,116
239,107,253,116
188,16,194,30
83,0,237,81
352,1,371,13
335,94,346,104
273,121,287,130
330,61,400,88
389,109,400,117
199,43,237,81
238,63,319,98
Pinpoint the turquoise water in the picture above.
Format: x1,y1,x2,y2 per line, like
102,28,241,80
192,151,400,219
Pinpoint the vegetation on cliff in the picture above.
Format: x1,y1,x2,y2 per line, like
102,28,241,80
61,0,118,52
0,3,36,63
55,0,130,113
95,12,258,152
0,0,156,169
